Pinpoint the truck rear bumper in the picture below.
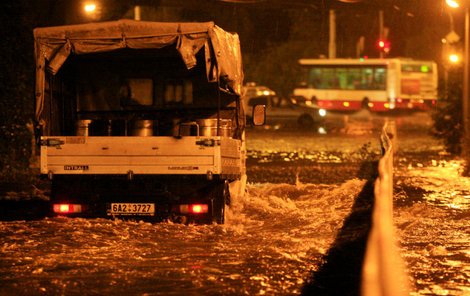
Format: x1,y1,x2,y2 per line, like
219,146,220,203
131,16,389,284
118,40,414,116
50,174,229,223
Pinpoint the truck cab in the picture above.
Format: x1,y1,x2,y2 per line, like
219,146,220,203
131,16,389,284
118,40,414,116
34,20,248,223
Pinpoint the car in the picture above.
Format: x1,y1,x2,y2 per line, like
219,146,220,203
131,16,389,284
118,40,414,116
244,94,327,128
244,82,277,98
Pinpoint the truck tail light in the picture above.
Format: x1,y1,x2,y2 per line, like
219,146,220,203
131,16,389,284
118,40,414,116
179,204,209,214
53,204,82,214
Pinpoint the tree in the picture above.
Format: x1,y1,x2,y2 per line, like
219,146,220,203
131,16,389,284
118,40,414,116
432,69,462,155
0,2,36,182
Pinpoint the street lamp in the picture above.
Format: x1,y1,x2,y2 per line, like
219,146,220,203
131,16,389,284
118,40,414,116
450,53,461,63
447,0,460,8
447,0,470,156
84,3,96,13
83,1,100,20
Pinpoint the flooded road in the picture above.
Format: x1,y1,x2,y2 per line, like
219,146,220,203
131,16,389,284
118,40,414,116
395,161,470,296
1,111,468,295
0,180,366,295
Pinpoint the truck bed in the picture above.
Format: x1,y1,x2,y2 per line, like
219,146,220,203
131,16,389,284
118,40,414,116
40,136,242,177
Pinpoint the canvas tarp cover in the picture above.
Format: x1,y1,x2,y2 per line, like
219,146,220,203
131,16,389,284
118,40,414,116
33,19,244,123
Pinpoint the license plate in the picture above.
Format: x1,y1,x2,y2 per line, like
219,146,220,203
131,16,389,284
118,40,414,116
109,203,155,216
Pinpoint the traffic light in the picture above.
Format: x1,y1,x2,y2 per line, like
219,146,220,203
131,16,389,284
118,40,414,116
442,37,462,66
377,39,391,54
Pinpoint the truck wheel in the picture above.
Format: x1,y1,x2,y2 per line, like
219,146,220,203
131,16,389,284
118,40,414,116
211,181,229,224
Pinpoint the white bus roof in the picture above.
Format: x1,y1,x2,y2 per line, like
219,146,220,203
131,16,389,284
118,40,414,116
298,58,436,66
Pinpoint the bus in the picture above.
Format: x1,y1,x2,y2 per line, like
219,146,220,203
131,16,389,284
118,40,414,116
292,58,438,112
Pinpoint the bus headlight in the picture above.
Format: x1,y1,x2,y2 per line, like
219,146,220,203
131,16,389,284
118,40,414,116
318,109,327,117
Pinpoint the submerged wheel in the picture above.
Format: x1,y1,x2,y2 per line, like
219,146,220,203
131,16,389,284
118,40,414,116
211,181,229,224
362,98,370,110
297,114,314,128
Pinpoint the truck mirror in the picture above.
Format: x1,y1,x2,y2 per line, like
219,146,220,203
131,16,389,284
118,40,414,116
252,104,266,126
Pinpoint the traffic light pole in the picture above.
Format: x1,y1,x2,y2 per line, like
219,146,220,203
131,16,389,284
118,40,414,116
379,10,384,58
329,10,336,59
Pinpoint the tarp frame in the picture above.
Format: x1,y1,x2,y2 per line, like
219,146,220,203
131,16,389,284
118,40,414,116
33,19,244,127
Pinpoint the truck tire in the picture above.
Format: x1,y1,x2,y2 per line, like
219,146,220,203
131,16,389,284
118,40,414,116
211,181,229,224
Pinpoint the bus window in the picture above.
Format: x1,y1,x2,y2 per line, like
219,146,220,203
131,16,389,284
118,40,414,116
373,68,386,90
308,68,322,88
298,67,309,87
349,68,362,90
362,68,374,90
336,68,348,89
309,67,335,89
401,64,433,73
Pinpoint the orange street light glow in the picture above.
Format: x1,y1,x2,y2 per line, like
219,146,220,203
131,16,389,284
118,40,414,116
84,3,96,13
450,54,460,63
446,0,460,8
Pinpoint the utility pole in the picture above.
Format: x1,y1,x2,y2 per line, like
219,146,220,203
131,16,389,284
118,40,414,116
329,10,336,59
379,10,384,58
134,5,141,21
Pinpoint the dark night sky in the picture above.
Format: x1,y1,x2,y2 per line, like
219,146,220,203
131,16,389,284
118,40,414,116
0,0,461,174
0,0,457,97
12,0,450,59
0,0,457,103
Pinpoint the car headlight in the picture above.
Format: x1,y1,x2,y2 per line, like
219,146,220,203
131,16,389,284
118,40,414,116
319,109,327,117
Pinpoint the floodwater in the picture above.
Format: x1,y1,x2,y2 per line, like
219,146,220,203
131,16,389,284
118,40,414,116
0,180,366,295
0,111,468,295
395,161,470,296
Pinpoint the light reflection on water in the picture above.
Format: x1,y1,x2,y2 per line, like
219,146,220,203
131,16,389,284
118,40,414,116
395,160,470,296
0,180,366,295
1,112,468,295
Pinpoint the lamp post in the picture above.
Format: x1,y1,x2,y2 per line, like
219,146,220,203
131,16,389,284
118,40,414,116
83,1,99,20
447,0,469,156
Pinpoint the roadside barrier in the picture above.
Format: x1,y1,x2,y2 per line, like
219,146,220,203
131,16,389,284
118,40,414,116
361,122,410,296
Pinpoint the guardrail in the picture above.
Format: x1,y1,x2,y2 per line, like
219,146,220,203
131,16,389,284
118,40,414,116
361,121,410,296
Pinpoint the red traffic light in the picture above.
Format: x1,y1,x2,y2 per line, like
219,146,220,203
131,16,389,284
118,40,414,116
377,39,391,53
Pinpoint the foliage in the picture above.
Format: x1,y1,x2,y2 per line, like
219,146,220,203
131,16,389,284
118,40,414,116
244,9,326,98
431,70,462,155
0,2,36,185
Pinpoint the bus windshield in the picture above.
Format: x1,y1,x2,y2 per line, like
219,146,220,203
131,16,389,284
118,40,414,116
401,63,434,73
300,65,387,91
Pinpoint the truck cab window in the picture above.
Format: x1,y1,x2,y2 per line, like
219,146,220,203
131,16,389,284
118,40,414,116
164,79,193,105
121,78,154,106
